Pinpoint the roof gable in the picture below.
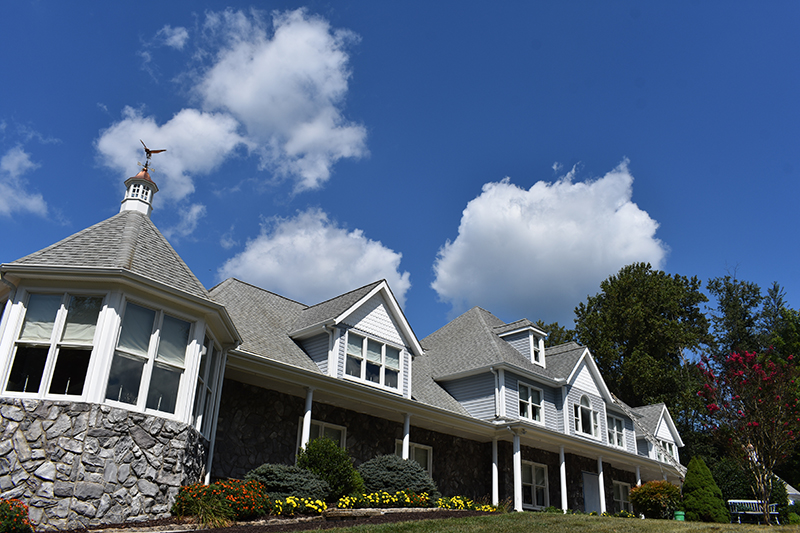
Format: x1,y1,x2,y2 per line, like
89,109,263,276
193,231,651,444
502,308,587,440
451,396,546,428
631,403,684,447
565,349,614,402
4,211,210,301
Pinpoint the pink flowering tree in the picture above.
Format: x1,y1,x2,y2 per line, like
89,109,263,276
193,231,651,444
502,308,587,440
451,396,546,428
698,351,800,524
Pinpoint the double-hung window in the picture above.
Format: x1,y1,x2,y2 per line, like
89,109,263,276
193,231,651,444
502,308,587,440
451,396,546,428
613,482,632,513
395,441,433,475
105,301,192,415
574,395,599,437
345,332,400,390
297,419,347,451
518,382,543,423
6,293,103,397
607,415,625,448
521,462,548,509
657,439,675,462
192,336,223,437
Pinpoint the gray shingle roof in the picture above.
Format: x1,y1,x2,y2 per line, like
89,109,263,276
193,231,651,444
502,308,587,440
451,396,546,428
410,354,472,416
629,403,665,437
290,280,383,334
209,278,321,373
5,210,210,301
544,342,587,380
420,307,562,381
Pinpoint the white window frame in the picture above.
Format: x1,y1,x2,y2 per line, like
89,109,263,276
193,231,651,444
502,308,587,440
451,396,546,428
104,298,194,417
656,439,676,462
296,419,347,451
518,381,544,424
344,331,402,391
395,440,433,476
607,415,625,448
192,334,224,438
521,461,549,510
574,395,600,438
3,291,106,400
613,481,632,513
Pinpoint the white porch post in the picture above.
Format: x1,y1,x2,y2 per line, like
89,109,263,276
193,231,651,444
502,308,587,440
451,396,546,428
402,413,411,459
300,387,314,450
636,466,641,486
597,456,606,513
513,433,522,512
559,446,567,512
492,438,499,505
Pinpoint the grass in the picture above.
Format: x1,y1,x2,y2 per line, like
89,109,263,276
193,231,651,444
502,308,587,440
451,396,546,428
301,512,794,533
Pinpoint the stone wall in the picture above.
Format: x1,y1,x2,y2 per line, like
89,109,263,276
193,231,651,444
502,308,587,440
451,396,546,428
0,398,206,531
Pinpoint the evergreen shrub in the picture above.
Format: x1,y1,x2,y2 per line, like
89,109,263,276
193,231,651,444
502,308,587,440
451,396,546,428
357,454,440,503
296,436,364,501
629,480,681,519
0,499,33,533
681,456,729,523
245,463,330,501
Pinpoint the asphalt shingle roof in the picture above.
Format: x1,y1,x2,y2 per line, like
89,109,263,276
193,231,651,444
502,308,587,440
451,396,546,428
543,342,587,381
290,281,383,334
209,278,321,373
629,403,665,437
6,210,210,301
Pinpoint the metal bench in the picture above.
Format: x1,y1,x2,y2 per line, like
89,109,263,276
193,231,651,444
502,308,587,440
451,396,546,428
727,500,780,525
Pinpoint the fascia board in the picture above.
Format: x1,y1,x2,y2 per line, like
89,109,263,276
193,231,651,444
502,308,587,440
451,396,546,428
1,264,241,346
659,405,685,447
333,281,424,357
289,319,336,340
226,347,495,436
565,349,614,402
435,362,565,386
496,325,548,338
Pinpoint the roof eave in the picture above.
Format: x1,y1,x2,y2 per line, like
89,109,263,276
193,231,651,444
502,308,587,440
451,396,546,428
434,362,565,386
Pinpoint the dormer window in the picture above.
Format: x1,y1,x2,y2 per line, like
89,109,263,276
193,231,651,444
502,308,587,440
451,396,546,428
532,335,542,364
345,332,400,390
574,395,599,437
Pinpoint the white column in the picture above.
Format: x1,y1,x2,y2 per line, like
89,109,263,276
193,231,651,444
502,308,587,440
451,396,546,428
559,446,568,512
597,456,606,513
498,369,506,418
402,413,411,459
492,438,499,505
636,466,641,486
300,387,314,450
513,433,522,511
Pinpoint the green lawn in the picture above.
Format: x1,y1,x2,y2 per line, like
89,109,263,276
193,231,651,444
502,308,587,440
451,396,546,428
307,512,793,533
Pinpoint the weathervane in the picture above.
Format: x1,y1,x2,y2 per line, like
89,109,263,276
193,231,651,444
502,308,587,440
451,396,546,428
138,139,166,173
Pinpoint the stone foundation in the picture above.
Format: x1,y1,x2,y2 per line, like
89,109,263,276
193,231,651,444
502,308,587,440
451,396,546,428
0,398,206,531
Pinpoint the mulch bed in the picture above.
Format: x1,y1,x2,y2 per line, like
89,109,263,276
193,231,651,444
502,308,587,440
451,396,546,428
61,510,493,533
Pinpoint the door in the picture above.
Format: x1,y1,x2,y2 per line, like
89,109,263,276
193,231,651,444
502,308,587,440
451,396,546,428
582,472,601,513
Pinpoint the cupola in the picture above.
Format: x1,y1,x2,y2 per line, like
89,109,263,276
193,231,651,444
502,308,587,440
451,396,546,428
120,140,165,217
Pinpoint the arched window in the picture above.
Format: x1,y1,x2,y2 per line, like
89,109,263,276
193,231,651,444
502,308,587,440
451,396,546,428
574,395,599,437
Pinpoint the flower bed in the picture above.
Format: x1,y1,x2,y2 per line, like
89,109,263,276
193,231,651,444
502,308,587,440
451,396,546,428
0,499,34,533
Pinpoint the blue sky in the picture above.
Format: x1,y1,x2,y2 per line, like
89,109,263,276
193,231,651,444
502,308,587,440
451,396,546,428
2,1,798,339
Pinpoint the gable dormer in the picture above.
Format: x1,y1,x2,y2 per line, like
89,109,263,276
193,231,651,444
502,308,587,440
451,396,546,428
494,320,547,367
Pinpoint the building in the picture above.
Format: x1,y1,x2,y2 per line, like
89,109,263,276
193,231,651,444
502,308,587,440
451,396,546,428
0,171,684,530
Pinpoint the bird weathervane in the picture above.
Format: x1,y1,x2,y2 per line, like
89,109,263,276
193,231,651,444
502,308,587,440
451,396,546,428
138,140,166,173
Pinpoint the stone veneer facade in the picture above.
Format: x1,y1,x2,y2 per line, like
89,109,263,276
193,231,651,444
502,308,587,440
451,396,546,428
0,398,206,531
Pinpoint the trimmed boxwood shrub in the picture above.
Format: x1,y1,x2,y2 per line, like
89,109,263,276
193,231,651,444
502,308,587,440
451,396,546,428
297,436,364,501
630,480,681,519
357,454,440,503
681,456,729,523
245,463,330,501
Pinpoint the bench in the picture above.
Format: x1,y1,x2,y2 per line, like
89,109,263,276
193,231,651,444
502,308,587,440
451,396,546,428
727,500,780,525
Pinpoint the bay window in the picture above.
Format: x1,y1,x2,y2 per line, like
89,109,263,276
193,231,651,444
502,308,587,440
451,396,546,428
192,336,223,437
345,332,400,390
105,301,192,415
6,293,103,397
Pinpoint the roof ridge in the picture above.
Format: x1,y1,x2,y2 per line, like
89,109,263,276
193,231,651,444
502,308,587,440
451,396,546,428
210,277,310,308
302,279,384,310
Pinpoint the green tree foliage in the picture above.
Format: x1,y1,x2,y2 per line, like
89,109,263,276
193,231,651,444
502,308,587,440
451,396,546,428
296,437,364,501
244,463,330,501
681,457,729,522
574,262,711,407
706,275,763,356
357,455,440,502
534,320,575,347
629,480,681,519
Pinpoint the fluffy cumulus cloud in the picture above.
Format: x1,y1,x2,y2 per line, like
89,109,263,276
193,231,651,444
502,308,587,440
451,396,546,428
431,160,667,325
218,208,411,306
0,146,47,217
98,8,365,214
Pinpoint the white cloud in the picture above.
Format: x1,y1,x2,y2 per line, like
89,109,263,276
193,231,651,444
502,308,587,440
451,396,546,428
218,208,411,306
0,146,47,217
158,25,189,50
431,160,667,325
96,106,246,202
163,203,207,239
197,8,367,192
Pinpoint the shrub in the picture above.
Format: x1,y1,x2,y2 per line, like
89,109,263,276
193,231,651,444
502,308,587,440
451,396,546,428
629,480,681,519
0,499,33,533
296,437,364,501
357,454,440,503
681,456,729,523
788,512,800,525
245,463,330,501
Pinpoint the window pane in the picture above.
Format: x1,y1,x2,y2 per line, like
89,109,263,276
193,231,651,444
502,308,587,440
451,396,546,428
146,364,181,413
201,389,213,433
385,368,398,389
366,340,382,363
414,447,429,470
523,489,533,505
6,346,48,392
536,486,546,507
520,401,529,418
117,304,155,357
522,465,532,484
346,355,361,377
192,378,205,426
531,389,541,405
323,426,342,444
310,424,320,441
519,384,528,400
365,361,380,383
106,352,144,405
199,338,212,381
157,315,190,367
48,347,91,395
61,296,103,343
535,466,546,485
19,294,61,342
347,334,363,356
385,346,400,370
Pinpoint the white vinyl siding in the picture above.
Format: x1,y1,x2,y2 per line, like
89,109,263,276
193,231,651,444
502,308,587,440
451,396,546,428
504,372,561,431
301,333,329,374
441,374,496,420
341,294,403,345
